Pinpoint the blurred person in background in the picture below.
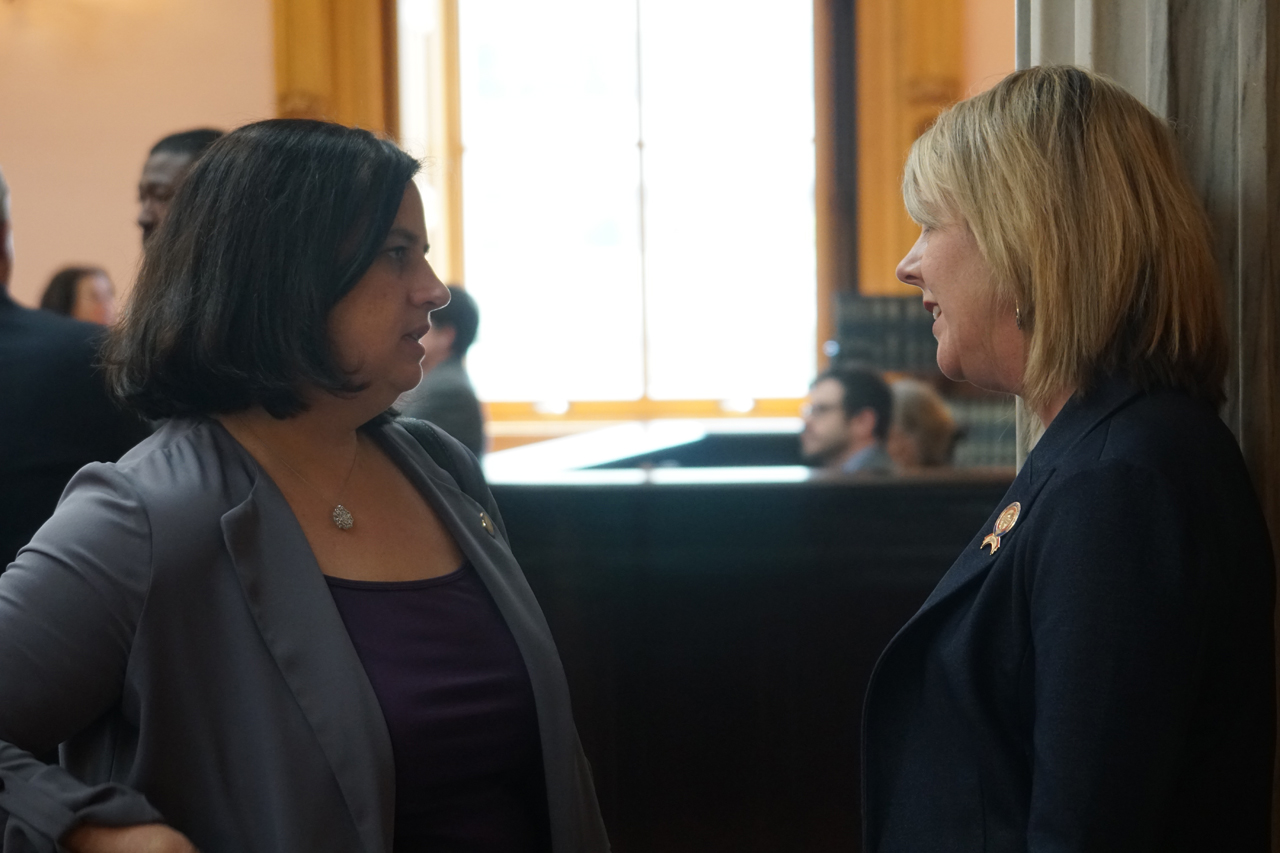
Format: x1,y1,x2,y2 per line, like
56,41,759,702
138,128,224,245
40,265,119,325
800,366,896,474
885,378,958,469
0,166,150,569
397,284,485,457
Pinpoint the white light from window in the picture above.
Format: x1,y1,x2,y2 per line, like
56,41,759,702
446,0,815,403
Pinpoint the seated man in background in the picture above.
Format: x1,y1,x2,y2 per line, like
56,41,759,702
398,285,485,457
800,366,895,474
137,127,223,245
886,378,959,469
0,166,150,568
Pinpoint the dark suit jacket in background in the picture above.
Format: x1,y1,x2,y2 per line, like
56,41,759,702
862,376,1275,852
398,355,485,457
0,291,150,567
0,418,609,853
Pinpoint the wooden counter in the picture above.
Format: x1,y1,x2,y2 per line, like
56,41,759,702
485,428,1013,851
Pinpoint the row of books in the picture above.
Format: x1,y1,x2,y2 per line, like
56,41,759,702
950,397,1018,467
833,293,939,373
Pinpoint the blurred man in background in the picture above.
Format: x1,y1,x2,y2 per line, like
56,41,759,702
800,366,895,474
0,166,150,568
398,285,485,457
137,128,223,244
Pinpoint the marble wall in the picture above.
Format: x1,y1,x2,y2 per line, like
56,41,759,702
1020,0,1280,841
1015,1,1280,558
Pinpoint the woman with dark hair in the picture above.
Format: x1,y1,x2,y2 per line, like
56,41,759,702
39,266,117,325
0,120,609,853
863,67,1274,851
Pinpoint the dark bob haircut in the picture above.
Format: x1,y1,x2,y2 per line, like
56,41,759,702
41,266,107,316
107,119,419,419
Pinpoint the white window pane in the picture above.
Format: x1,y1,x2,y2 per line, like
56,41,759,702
459,0,645,402
639,0,816,400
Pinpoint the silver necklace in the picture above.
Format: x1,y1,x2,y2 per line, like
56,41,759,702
238,417,360,530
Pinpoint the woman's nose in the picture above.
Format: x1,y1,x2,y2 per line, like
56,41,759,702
415,260,450,309
896,233,925,289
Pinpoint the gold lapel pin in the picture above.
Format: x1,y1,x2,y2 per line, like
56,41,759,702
980,501,1021,554
479,511,497,538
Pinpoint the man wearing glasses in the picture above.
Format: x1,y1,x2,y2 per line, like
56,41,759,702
800,366,896,474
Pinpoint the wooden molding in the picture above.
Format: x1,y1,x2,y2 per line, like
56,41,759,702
273,0,398,136
856,0,963,297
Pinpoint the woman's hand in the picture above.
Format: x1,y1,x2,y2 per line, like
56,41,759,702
63,823,200,853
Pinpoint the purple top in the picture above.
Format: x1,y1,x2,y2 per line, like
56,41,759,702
326,563,550,853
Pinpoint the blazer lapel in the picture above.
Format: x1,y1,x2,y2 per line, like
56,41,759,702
372,425,584,814
908,468,1046,621
218,450,394,853
899,376,1146,632
372,425,561,651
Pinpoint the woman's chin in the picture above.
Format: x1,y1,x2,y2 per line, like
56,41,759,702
386,368,425,399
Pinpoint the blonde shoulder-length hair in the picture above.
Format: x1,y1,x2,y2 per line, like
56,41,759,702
902,65,1228,411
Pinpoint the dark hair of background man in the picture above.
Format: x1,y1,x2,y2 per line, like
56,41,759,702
150,128,225,159
813,365,893,441
435,285,479,357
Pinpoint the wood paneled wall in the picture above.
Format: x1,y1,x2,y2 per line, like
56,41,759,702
856,0,964,296
273,0,399,137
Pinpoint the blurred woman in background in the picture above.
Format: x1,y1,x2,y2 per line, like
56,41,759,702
40,265,118,325
884,378,958,469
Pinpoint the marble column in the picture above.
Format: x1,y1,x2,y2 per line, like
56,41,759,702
1014,0,1280,539
1019,0,1280,841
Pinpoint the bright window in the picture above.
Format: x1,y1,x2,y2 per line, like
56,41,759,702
400,0,816,407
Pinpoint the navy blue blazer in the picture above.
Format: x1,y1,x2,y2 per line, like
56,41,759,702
862,377,1275,852
0,292,150,567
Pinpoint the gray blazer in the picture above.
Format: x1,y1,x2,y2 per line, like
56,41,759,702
0,418,609,853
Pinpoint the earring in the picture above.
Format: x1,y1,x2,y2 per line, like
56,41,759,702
1015,304,1023,330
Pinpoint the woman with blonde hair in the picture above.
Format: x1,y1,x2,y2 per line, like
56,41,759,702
862,66,1274,851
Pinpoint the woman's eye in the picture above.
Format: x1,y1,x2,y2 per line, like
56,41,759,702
387,247,408,262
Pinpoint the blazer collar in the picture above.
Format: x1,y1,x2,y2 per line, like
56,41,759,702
371,424,531,614
214,422,394,853
910,375,1145,617
1019,373,1143,492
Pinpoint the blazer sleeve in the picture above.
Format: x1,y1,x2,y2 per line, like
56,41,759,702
0,464,164,851
1023,461,1203,851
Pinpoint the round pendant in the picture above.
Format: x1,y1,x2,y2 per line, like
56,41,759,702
332,504,354,530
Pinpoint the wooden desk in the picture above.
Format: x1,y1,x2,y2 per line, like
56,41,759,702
488,453,1013,852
